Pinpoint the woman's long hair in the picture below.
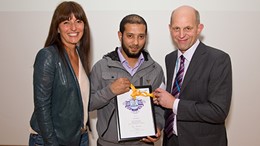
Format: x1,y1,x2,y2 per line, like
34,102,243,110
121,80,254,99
44,1,91,74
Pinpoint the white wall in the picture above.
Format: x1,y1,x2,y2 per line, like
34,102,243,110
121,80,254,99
1,0,260,145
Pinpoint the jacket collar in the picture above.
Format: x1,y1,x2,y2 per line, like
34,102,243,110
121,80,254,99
103,47,149,61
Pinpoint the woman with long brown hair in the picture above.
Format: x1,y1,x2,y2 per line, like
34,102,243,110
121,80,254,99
29,1,91,145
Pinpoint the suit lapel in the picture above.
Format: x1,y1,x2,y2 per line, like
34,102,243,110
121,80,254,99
166,52,177,92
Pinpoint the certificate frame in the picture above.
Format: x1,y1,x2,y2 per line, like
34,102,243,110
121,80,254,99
115,85,157,142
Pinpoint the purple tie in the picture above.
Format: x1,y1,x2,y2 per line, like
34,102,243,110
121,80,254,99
164,55,185,138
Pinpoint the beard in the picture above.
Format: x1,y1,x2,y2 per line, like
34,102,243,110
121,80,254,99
121,38,145,58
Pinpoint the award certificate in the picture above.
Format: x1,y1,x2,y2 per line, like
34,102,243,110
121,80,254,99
115,85,156,141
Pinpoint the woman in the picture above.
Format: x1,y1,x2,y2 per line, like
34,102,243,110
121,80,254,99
29,1,91,146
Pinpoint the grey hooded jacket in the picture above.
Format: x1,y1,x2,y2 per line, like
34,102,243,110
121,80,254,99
89,47,165,145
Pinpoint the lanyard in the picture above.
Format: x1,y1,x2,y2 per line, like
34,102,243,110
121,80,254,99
174,56,181,92
175,79,181,93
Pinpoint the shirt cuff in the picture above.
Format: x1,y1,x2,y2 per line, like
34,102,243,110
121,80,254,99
173,98,180,115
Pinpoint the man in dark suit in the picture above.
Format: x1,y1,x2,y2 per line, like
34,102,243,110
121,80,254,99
153,5,232,146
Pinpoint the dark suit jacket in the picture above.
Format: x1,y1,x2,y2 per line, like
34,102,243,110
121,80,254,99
164,42,232,146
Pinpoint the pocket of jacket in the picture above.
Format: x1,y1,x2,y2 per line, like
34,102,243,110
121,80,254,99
102,71,117,83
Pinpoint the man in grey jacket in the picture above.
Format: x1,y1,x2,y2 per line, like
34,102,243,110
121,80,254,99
89,14,165,146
